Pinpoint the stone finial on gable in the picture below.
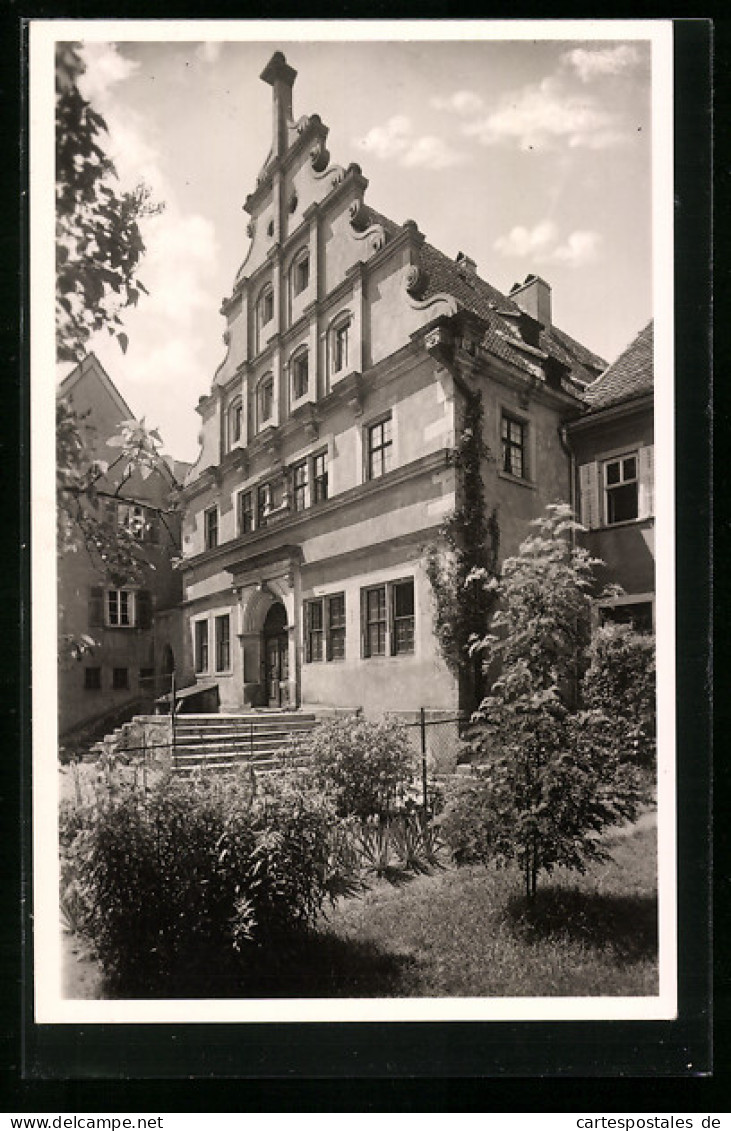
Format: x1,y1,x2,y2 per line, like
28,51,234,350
260,52,297,159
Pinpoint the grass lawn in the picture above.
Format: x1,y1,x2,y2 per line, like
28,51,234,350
304,817,658,998
71,813,657,1000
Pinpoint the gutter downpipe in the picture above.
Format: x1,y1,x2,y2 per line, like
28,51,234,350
559,423,577,547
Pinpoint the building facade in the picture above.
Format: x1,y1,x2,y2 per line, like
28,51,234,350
57,353,189,739
568,321,655,630
177,52,610,716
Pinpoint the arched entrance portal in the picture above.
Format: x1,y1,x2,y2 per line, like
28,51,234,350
262,602,289,707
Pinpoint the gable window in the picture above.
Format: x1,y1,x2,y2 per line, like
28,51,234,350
292,249,310,297
194,620,209,674
604,453,638,525
215,614,231,672
204,506,218,550
313,451,328,503
117,502,146,540
238,489,254,535
258,284,274,327
229,398,243,447
292,461,308,512
257,482,272,527
257,374,274,429
367,416,393,480
331,315,351,377
501,413,526,479
291,350,309,401
84,667,101,691
361,578,415,658
112,667,129,691
304,593,346,663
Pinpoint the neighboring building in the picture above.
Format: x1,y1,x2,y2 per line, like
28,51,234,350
568,321,655,630
178,52,607,717
57,353,190,739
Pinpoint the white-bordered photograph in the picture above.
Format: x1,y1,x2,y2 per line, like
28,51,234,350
31,18,676,1026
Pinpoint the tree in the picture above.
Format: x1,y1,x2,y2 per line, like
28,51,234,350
55,42,162,363
55,44,170,660
440,503,647,901
426,390,500,712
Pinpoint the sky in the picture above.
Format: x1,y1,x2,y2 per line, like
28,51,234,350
57,26,658,462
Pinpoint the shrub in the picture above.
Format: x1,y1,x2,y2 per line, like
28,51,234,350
450,504,647,900
582,623,656,768
64,767,341,993
287,715,416,820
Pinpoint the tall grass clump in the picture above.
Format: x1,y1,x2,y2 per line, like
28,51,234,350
61,767,342,994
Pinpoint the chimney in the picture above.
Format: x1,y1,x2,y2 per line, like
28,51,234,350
510,274,552,329
260,51,297,159
455,251,477,275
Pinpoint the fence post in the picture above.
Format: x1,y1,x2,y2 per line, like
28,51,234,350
142,727,147,794
420,707,428,817
171,670,177,771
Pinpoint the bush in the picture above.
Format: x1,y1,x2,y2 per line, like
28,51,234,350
64,767,341,993
287,715,416,820
582,623,656,768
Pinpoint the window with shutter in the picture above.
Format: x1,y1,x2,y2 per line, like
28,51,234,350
578,462,599,529
88,588,104,628
137,590,152,630
638,444,654,519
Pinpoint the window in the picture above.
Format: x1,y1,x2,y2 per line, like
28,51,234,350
604,453,639,525
392,580,415,655
194,620,209,673
112,667,129,691
313,452,328,503
117,502,146,540
363,586,387,657
291,350,309,401
599,601,653,634
229,398,243,447
305,599,324,662
257,375,274,428
238,489,254,534
257,483,271,527
84,667,101,691
501,413,526,479
362,579,415,658
103,588,151,629
139,668,155,688
367,416,393,480
259,284,274,326
292,250,309,297
215,614,231,672
107,589,133,628
304,594,346,663
292,461,307,512
332,316,350,375
327,594,346,661
204,506,218,550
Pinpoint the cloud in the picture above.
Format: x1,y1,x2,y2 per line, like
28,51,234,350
73,42,220,457
463,76,625,151
355,115,467,169
550,229,603,266
78,42,140,104
430,90,485,116
495,221,559,258
494,221,602,267
562,44,641,83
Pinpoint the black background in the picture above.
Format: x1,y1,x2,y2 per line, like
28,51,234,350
3,6,719,1112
